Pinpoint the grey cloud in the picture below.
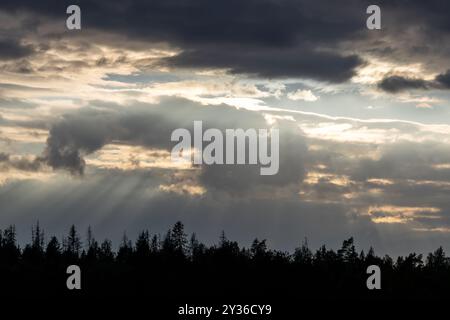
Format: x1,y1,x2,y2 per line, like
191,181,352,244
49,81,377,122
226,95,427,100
0,152,43,172
39,99,310,194
199,123,307,194
350,141,450,182
41,98,267,168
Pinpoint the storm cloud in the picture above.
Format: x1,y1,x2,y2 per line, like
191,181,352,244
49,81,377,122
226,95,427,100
0,0,370,82
378,70,450,93
378,76,430,93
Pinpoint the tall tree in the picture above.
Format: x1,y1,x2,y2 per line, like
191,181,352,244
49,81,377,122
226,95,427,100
64,225,82,259
338,237,358,264
31,221,45,253
117,232,133,263
1,225,20,263
135,230,151,260
86,226,99,262
171,221,187,256
219,231,228,248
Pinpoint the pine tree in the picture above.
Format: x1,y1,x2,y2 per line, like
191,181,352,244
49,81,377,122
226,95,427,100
2,225,20,263
171,221,187,256
189,233,199,259
64,225,82,259
87,226,94,249
150,234,159,253
135,230,150,259
99,239,114,261
86,226,99,262
219,231,228,248
338,237,358,264
22,221,45,262
117,232,133,263
162,229,174,253
31,221,45,253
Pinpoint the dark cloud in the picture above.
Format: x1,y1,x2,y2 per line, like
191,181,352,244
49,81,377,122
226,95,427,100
3,0,450,81
378,76,429,93
0,0,370,82
435,70,450,89
164,47,363,82
378,70,450,93
0,39,34,60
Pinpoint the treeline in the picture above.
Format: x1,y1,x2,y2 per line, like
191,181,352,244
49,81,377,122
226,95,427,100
1,221,450,299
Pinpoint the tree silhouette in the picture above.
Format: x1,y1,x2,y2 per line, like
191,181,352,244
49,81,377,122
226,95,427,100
1,225,20,264
46,236,61,262
32,221,45,253
63,225,82,261
1,221,450,299
23,222,45,263
135,230,150,257
338,237,358,264
117,232,133,263
171,221,188,257
426,246,448,270
294,237,313,266
99,239,114,262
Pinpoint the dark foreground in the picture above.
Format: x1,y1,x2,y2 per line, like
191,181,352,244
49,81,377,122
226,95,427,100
1,222,450,317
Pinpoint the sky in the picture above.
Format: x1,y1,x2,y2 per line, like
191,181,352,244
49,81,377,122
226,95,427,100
1,0,450,256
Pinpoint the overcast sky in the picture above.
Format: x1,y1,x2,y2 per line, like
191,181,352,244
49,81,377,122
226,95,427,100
2,0,450,256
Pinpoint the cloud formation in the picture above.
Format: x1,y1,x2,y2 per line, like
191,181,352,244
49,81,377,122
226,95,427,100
0,0,369,82
34,99,306,193
378,70,450,93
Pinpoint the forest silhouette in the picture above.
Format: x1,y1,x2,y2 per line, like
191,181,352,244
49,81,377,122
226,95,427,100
1,221,450,300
